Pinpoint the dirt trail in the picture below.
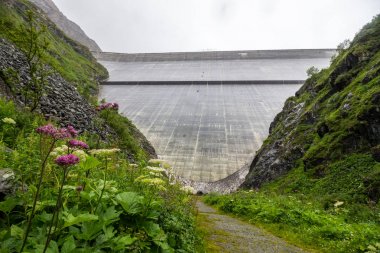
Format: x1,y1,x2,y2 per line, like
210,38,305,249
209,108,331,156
197,201,308,253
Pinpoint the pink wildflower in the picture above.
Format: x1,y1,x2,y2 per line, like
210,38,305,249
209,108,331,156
55,154,80,166
53,128,71,140
36,124,57,136
97,102,119,111
67,125,78,137
68,139,89,149
36,124,78,140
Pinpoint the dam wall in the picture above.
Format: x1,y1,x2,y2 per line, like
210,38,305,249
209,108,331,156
99,49,334,183
94,49,336,62
97,49,335,82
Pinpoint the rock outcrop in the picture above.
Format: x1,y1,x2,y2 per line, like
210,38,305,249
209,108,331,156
29,0,102,52
0,169,15,201
242,15,380,191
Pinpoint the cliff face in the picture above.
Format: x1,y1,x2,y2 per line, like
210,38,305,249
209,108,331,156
242,15,380,201
29,0,102,52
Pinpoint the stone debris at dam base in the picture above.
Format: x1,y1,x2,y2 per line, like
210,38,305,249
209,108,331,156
98,49,334,187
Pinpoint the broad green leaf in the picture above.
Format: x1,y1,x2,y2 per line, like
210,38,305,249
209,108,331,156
61,235,76,253
10,225,23,239
141,222,173,251
95,226,116,245
80,190,97,201
0,197,18,213
77,222,103,241
63,213,98,228
101,206,121,225
35,241,59,253
146,209,160,220
112,235,137,250
141,221,161,237
37,211,53,223
80,156,101,171
115,192,143,214
0,238,19,252
46,240,59,253
103,226,115,240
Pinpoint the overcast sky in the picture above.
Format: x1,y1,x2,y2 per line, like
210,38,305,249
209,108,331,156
52,0,379,53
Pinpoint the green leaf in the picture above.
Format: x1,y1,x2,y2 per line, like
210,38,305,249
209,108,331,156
0,197,18,213
112,235,137,250
115,192,143,214
141,221,161,237
61,235,76,253
37,211,53,223
63,213,98,228
77,222,103,241
80,156,101,171
95,226,116,245
47,240,59,253
141,222,173,251
100,206,121,225
10,225,23,239
80,190,97,201
35,241,59,253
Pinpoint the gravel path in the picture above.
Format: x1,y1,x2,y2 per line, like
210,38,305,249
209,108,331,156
197,201,308,253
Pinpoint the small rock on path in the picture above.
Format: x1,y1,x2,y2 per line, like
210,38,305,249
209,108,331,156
196,201,308,253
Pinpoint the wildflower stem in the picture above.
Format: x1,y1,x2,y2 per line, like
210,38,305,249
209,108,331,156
43,167,68,253
94,157,107,213
20,139,56,252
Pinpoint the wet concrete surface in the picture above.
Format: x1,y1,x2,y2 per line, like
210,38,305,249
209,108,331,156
100,84,299,182
100,58,330,82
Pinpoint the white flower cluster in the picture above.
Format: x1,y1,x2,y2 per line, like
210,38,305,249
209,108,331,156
134,175,166,191
51,144,88,161
148,159,171,169
2,117,16,125
89,148,121,156
146,166,166,173
180,186,196,194
51,145,69,157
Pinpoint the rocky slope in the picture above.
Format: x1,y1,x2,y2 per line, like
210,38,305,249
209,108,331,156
0,0,156,160
29,0,102,52
242,15,380,202
0,38,101,134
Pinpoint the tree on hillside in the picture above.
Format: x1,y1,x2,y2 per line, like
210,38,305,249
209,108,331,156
9,10,50,112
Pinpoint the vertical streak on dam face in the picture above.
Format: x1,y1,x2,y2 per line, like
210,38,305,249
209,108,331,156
100,84,300,182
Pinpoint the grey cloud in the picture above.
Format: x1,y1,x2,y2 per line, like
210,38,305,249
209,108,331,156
52,0,380,53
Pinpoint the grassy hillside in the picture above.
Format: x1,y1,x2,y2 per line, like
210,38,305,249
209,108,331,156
0,0,108,101
0,99,202,252
205,15,380,253
0,1,203,252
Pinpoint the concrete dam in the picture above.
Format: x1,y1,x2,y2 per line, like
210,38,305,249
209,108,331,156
97,49,334,182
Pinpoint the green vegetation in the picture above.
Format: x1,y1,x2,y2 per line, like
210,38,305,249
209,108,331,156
7,10,50,111
0,0,108,102
196,213,226,253
205,14,380,253
204,172,379,252
0,98,202,252
98,109,151,162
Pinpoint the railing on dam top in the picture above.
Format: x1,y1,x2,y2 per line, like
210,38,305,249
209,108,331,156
93,49,336,62
101,80,305,85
